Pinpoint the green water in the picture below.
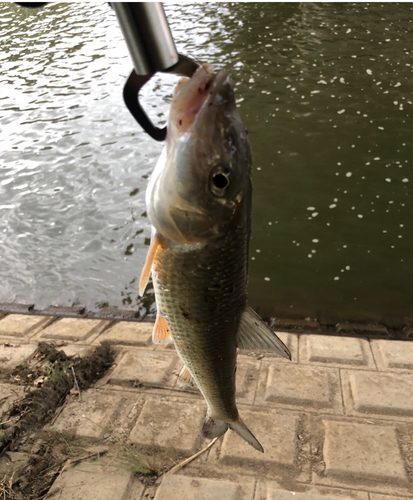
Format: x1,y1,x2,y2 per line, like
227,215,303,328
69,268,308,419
1,3,412,326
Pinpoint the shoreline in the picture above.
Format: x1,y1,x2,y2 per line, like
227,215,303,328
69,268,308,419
0,302,411,340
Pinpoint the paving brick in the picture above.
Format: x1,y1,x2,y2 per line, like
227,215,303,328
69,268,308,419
256,481,369,499
341,369,413,418
0,314,51,338
270,317,320,331
56,343,95,358
0,383,26,415
322,420,408,486
236,355,260,403
370,495,411,500
154,474,255,500
256,363,342,413
92,307,140,321
0,452,30,481
40,317,110,342
0,343,38,370
129,399,205,454
220,409,298,468
335,322,388,336
371,339,413,371
109,349,177,387
272,331,299,362
0,303,33,314
299,335,375,369
47,459,136,500
96,321,152,346
280,331,299,360
33,305,85,317
127,479,149,500
50,390,123,439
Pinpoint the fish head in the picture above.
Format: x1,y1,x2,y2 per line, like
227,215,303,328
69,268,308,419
147,65,252,244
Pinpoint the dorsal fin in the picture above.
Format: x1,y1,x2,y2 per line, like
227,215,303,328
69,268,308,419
238,307,291,360
152,314,171,344
139,232,162,296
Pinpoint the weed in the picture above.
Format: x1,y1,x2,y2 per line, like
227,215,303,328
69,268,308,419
0,475,16,500
117,440,158,475
58,433,76,458
46,362,67,383
81,416,158,476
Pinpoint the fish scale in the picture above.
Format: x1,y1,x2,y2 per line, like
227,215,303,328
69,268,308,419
153,215,248,421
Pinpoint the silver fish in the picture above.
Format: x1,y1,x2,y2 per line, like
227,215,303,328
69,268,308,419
140,65,290,453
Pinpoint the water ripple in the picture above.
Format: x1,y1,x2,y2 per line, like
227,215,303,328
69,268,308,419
0,3,412,325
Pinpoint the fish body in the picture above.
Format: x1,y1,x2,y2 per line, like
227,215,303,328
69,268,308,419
140,65,290,452
153,203,248,421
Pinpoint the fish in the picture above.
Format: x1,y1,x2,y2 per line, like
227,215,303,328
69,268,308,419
139,64,291,453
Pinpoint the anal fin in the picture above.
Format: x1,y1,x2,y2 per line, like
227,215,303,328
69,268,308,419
177,365,197,388
152,314,171,344
238,307,291,360
139,232,162,296
202,409,228,439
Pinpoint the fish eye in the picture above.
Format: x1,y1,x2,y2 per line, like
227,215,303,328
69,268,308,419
213,173,229,189
210,168,230,196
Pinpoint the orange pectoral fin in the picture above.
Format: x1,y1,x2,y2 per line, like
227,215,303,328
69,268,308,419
139,233,162,296
152,314,171,344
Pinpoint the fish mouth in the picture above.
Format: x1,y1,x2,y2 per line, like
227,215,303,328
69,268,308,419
170,66,230,136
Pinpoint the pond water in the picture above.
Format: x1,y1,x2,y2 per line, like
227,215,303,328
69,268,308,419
1,2,412,326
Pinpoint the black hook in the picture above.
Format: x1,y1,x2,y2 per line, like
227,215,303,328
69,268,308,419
15,2,48,7
123,54,200,142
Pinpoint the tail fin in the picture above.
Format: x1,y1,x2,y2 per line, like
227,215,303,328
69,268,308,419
229,418,264,453
202,411,264,453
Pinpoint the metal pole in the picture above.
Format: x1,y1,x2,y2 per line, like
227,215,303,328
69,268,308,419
112,3,179,76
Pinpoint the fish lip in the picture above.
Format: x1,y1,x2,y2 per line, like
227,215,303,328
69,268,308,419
210,71,231,93
170,69,231,139
197,71,231,114
184,71,233,134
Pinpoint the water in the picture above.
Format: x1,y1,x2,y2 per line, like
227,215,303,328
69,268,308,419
1,3,412,326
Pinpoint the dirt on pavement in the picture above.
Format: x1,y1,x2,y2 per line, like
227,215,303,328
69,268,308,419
0,341,121,499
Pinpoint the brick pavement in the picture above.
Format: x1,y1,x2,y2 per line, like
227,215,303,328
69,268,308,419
1,313,413,499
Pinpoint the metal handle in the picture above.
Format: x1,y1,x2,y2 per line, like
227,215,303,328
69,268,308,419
112,2,179,76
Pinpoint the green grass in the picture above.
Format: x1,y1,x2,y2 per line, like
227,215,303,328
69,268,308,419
80,416,158,476
46,362,67,383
